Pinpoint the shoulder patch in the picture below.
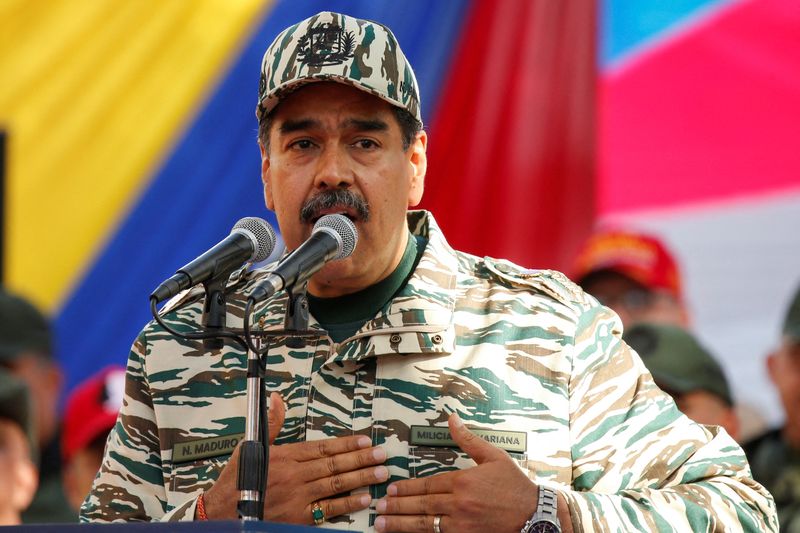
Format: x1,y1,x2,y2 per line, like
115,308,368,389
483,258,585,305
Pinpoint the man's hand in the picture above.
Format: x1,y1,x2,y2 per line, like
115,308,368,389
374,414,572,533
202,392,388,524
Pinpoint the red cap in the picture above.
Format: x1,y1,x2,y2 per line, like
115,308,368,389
572,230,683,300
62,366,125,464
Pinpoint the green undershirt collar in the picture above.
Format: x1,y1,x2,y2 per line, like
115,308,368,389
308,232,426,343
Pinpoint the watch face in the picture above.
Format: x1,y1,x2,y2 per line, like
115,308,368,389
529,521,561,533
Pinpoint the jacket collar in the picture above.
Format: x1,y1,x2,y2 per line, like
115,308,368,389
252,210,459,358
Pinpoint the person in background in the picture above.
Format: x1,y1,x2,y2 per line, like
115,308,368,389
0,369,39,525
61,366,125,515
572,230,689,329
0,288,73,522
624,322,740,440
745,282,800,532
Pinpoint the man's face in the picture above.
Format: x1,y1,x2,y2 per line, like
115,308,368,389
767,339,800,445
1,353,61,447
261,82,426,298
581,271,687,328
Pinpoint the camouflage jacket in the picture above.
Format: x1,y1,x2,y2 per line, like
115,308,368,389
82,210,777,531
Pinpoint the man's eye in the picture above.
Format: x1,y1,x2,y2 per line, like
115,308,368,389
290,139,314,150
354,139,378,149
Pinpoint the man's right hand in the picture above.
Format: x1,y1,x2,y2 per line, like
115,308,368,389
201,392,386,523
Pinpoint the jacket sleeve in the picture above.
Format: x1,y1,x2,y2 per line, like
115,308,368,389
560,303,778,532
79,327,198,522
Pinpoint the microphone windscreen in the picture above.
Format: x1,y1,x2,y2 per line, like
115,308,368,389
232,217,277,262
314,214,358,260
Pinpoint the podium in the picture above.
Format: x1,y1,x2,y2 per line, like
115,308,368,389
2,521,351,532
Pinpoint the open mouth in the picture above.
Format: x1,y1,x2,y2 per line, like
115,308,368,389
310,209,358,225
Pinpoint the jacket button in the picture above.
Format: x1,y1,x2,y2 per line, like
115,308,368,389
389,334,402,344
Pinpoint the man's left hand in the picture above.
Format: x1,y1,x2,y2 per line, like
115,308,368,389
374,413,543,533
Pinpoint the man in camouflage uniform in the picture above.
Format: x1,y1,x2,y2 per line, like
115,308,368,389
745,283,800,532
82,11,777,532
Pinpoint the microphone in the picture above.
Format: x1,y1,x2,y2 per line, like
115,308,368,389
151,217,277,303
248,214,358,303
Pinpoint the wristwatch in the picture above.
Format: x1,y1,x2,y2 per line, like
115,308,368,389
521,486,562,533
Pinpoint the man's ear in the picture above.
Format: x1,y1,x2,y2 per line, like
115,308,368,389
12,457,37,513
722,407,740,442
407,131,427,207
260,142,274,210
3,422,38,514
766,350,778,384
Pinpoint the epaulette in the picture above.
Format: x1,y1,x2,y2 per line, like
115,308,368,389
483,257,585,305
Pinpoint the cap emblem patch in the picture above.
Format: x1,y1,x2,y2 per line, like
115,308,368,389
297,23,355,66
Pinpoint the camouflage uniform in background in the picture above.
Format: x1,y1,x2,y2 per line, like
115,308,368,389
746,430,800,532
82,211,777,532
745,283,800,532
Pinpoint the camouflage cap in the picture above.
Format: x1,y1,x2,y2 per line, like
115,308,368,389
0,288,52,362
256,11,421,123
0,368,36,455
624,323,733,406
783,283,800,342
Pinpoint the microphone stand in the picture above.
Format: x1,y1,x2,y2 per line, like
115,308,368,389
237,335,267,520
237,281,313,520
284,282,310,348
202,275,229,350
150,278,322,521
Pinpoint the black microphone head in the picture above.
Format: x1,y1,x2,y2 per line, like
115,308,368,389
313,214,358,260
232,217,277,262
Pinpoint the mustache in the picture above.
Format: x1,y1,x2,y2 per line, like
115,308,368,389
299,189,371,224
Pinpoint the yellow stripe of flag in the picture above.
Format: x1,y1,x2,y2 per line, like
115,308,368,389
0,0,271,311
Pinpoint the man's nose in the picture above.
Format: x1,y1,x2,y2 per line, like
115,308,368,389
314,146,353,190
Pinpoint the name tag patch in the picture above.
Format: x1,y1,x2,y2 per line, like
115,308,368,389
172,433,245,464
410,426,527,454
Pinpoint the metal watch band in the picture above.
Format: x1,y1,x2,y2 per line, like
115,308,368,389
536,486,558,522
520,486,561,533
